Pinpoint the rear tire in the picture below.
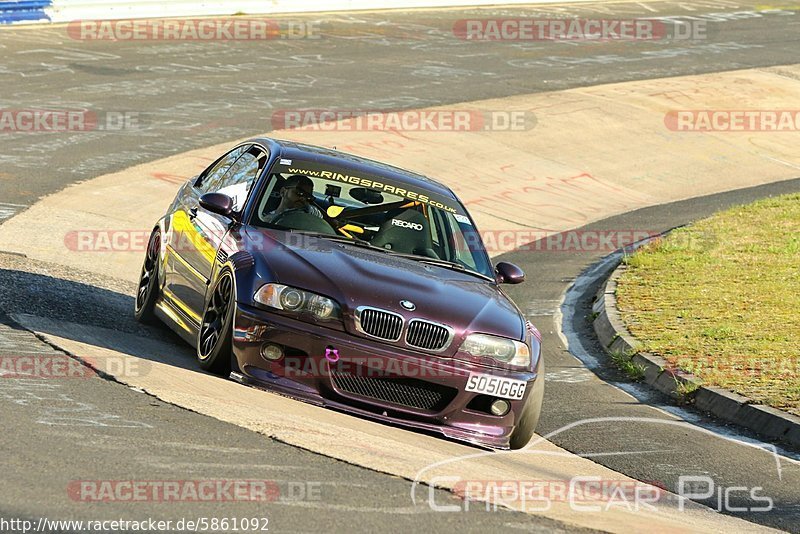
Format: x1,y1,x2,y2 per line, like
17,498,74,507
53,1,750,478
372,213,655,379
134,229,161,325
197,270,235,375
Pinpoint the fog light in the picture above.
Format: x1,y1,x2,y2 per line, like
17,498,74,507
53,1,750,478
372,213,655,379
490,399,510,416
260,343,283,361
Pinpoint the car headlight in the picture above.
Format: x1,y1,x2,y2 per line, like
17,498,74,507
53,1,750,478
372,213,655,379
459,333,531,367
254,284,341,320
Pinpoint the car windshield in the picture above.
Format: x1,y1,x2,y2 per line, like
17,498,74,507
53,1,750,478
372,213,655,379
251,158,494,279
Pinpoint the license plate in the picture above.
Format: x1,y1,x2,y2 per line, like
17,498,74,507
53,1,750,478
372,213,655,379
465,373,527,400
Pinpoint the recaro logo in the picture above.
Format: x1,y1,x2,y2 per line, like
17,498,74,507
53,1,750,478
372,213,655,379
391,219,424,231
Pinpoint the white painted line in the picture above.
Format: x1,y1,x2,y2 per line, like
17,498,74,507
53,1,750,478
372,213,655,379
544,367,595,383
524,299,561,316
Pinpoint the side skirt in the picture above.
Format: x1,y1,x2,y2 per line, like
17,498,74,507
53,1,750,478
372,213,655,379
155,298,200,347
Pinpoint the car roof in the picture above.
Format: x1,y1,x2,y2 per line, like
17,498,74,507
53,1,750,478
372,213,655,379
250,137,459,201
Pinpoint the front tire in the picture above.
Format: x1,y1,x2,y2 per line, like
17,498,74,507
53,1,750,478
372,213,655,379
197,270,234,375
134,229,161,324
509,362,545,450
509,401,539,450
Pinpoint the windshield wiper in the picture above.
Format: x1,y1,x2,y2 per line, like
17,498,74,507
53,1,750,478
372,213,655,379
384,252,466,271
383,252,497,281
291,230,378,249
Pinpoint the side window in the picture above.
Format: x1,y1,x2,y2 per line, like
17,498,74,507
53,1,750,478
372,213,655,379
256,174,281,221
196,145,249,194
215,147,269,212
429,208,446,257
443,213,480,271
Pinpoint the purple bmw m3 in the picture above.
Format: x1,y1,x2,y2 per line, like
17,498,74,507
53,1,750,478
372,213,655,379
135,138,544,449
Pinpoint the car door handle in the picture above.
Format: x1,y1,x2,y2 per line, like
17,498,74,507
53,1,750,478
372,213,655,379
189,207,198,220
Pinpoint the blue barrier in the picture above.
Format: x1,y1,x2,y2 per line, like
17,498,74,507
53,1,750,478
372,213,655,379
0,0,52,24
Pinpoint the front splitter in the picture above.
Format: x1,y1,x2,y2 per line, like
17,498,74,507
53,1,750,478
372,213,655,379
229,370,508,450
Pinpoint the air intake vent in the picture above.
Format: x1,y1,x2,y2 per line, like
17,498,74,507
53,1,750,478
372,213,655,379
215,249,228,264
355,308,403,341
406,320,452,351
331,369,456,411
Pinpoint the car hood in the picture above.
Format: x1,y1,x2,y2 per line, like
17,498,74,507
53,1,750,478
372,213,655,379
245,228,525,349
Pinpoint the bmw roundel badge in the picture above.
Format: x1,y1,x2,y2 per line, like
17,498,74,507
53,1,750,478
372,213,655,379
400,300,416,311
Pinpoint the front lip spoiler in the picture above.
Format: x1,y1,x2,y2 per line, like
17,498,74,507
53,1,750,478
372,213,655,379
229,371,510,450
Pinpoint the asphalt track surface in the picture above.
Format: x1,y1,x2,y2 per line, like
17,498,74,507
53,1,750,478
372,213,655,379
2,1,799,208
1,1,800,532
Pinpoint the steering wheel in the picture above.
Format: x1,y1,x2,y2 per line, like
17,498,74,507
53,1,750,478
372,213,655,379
271,210,337,235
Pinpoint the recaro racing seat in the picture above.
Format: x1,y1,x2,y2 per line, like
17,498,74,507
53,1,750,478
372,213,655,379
371,209,439,258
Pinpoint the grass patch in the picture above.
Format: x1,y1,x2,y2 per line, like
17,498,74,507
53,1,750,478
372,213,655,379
610,349,646,381
616,193,800,416
674,379,700,405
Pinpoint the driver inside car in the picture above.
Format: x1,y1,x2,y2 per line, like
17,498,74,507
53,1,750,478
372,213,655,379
263,175,324,223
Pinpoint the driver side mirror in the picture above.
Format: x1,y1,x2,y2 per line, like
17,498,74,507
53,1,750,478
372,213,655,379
199,193,234,218
495,262,525,284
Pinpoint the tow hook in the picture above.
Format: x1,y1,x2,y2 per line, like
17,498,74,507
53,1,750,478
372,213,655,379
325,346,339,363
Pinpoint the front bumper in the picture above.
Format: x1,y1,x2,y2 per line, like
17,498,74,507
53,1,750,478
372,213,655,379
232,303,543,449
